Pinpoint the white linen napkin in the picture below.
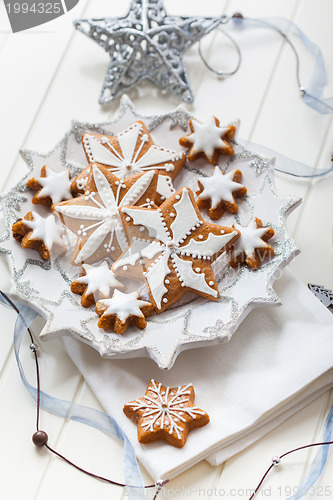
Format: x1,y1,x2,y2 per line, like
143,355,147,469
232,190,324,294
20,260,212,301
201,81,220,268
62,268,333,480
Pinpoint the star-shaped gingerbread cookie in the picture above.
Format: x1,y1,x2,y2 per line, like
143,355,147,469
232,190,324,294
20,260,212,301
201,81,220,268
12,211,66,260
179,116,236,164
54,164,158,265
71,261,124,307
229,218,275,269
113,187,239,312
27,166,73,208
123,379,210,448
95,290,154,333
73,121,186,204
196,167,247,219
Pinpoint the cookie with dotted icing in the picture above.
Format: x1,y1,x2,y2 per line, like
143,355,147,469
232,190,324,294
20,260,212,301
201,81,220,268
73,121,186,205
12,211,65,260
26,165,73,208
71,261,124,307
54,164,158,266
95,290,155,333
229,218,275,269
123,379,210,448
113,187,240,312
179,116,236,164
197,167,247,220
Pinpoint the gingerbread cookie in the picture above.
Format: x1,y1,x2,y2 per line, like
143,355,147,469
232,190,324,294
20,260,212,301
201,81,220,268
179,116,236,164
95,290,154,333
229,218,275,269
26,165,73,208
196,167,247,220
74,121,186,204
71,261,124,307
55,165,158,265
113,187,240,312
12,211,65,260
123,379,209,448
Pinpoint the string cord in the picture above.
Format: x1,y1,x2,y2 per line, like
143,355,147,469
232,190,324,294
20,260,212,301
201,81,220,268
1,290,332,499
199,12,333,113
0,291,157,494
249,440,333,500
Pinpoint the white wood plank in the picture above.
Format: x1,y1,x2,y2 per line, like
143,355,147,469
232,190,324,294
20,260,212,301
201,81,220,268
0,1,332,499
0,0,90,189
35,381,124,500
0,319,82,500
217,394,330,497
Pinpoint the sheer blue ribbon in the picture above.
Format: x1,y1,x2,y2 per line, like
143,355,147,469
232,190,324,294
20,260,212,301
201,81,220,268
287,406,333,500
230,16,333,114
0,293,145,499
239,139,333,178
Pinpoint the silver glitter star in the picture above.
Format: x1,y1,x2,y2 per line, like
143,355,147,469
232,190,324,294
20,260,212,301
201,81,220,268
74,0,221,104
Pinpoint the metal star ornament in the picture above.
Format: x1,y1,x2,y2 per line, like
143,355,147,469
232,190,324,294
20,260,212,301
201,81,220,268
74,0,222,104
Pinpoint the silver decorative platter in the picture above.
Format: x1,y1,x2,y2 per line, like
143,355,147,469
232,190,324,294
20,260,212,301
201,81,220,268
0,96,300,369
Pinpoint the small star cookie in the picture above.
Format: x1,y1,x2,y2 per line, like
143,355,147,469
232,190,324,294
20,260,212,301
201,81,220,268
196,167,247,220
73,121,186,204
229,218,275,269
71,261,124,307
95,290,155,333
27,166,73,208
179,116,236,164
12,211,65,260
123,379,210,448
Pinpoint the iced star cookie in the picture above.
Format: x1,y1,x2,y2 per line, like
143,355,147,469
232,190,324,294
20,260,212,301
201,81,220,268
196,167,247,220
179,116,236,164
95,290,154,333
12,211,65,260
123,379,210,448
26,165,73,208
113,187,240,312
55,165,158,265
229,218,275,269
73,121,186,204
71,261,124,307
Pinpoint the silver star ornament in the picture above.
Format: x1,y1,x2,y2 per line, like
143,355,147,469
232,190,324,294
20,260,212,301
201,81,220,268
74,0,222,104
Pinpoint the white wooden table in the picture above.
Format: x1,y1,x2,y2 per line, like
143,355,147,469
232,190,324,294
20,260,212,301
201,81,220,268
0,1,332,498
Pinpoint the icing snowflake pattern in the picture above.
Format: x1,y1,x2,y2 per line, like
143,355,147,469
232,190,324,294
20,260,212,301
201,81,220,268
82,122,185,200
115,187,239,311
127,380,206,440
55,165,157,265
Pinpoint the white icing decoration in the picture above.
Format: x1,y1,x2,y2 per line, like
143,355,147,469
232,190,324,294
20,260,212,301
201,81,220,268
74,261,123,297
233,221,270,259
76,176,88,191
128,380,205,439
171,254,217,298
116,188,235,309
156,174,175,199
197,167,245,209
186,117,233,160
121,206,169,243
24,212,65,253
97,290,151,323
55,165,155,264
170,188,201,244
82,122,183,199
145,254,171,309
113,238,163,270
36,167,72,204
180,231,238,258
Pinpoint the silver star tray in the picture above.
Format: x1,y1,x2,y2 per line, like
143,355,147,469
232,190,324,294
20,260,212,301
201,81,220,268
0,96,300,369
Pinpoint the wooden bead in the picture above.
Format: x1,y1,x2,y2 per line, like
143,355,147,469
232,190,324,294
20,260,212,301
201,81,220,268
32,431,48,447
